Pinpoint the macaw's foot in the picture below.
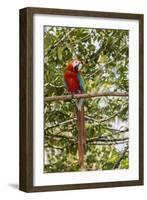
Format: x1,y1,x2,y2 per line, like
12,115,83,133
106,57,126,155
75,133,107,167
71,93,74,99
71,93,75,104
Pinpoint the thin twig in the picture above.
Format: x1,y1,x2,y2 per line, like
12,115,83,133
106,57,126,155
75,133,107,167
45,29,74,54
105,127,129,133
45,113,129,130
85,65,101,79
46,82,64,88
113,145,129,169
45,135,129,145
45,134,75,141
45,118,76,129
86,106,128,130
88,141,128,146
45,140,128,149
86,108,125,124
87,137,129,143
45,143,65,150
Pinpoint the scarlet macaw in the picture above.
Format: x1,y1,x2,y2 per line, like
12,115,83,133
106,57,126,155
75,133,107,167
64,59,86,168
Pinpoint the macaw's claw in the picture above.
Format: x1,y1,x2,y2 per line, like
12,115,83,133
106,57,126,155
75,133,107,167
71,93,74,99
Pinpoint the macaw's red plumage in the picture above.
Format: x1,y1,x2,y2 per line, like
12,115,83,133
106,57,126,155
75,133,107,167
64,60,86,169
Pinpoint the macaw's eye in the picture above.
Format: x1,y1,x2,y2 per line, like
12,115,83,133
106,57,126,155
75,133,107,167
73,60,78,65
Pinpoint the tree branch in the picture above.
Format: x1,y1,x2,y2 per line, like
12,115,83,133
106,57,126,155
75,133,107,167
105,127,129,133
88,141,128,146
45,134,129,146
85,107,126,124
45,140,128,149
45,134,75,141
45,92,128,102
46,82,64,88
45,118,76,129
87,137,129,143
85,68,100,79
45,29,74,54
113,145,129,169
45,143,65,150
45,114,129,131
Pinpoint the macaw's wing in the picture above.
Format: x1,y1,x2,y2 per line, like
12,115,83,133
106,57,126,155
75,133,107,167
77,73,84,92
64,76,77,93
64,71,72,91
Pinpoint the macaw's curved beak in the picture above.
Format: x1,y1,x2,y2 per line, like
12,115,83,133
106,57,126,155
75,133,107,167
75,63,82,72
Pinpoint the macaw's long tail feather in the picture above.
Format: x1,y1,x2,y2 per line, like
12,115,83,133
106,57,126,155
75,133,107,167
76,104,86,169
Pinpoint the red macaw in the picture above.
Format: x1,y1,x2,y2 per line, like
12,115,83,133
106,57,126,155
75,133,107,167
64,59,86,169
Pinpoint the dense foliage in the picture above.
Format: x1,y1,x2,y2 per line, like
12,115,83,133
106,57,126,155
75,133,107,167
44,26,129,172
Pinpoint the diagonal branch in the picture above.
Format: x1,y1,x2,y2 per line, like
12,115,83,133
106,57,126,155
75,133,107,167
45,29,74,55
113,145,129,169
86,109,123,124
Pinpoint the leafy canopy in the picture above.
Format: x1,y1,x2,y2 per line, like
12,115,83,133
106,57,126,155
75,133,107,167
44,26,129,172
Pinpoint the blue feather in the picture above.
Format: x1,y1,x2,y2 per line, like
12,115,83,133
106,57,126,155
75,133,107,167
77,73,84,91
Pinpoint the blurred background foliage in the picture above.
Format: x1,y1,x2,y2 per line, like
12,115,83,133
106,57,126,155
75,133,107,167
44,26,129,172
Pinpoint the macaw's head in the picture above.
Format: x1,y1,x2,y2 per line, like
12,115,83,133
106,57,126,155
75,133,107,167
67,59,82,72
